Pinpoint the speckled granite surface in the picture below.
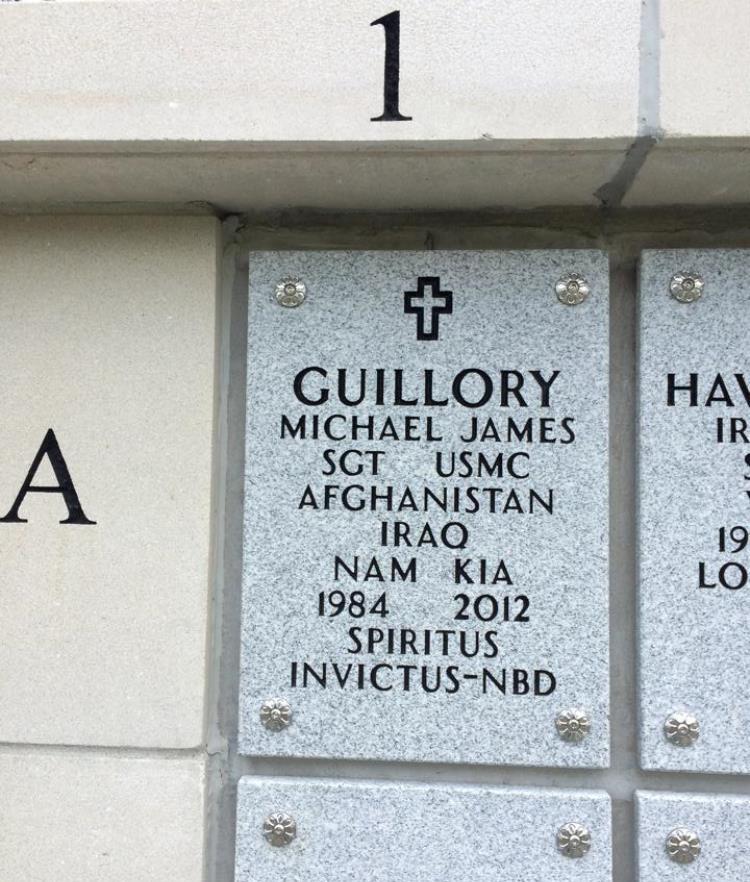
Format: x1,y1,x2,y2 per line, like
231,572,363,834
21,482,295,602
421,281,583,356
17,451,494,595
639,250,750,773
637,790,750,880
240,251,609,767
236,777,612,882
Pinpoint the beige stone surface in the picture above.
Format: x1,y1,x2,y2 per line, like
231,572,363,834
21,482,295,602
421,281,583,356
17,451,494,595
623,141,750,206
0,216,218,748
0,749,205,882
0,144,631,212
661,1,750,137
0,1,640,142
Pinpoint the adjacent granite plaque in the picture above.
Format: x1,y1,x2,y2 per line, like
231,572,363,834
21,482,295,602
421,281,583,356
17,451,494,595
639,250,750,773
637,790,750,881
236,777,612,882
241,251,609,766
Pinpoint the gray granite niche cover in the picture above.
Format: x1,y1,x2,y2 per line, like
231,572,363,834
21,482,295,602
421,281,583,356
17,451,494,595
637,791,750,881
639,250,750,773
236,777,612,882
240,251,609,766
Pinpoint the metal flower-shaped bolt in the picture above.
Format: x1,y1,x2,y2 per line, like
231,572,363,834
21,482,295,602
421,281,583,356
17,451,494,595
275,277,306,308
555,273,590,306
666,828,701,864
263,813,297,847
557,822,591,858
260,698,292,732
556,709,591,743
664,712,700,747
670,271,704,303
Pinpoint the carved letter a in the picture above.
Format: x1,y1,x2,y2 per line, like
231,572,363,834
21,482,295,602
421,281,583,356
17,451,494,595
0,429,96,525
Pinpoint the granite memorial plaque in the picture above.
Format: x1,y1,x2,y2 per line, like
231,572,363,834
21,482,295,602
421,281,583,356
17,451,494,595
639,250,750,773
240,251,609,766
236,777,612,882
637,790,750,881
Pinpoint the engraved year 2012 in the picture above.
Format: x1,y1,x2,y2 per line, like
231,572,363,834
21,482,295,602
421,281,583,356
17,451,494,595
453,593,531,622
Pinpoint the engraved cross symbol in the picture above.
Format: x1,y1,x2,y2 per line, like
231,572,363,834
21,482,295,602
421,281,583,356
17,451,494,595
404,276,453,341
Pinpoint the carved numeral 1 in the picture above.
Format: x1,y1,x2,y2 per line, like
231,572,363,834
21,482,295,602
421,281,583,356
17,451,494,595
370,10,412,122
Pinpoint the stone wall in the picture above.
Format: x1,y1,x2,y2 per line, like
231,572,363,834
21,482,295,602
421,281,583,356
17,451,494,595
2,3,750,882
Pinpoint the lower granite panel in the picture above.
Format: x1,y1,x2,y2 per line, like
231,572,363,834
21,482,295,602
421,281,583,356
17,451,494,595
637,791,750,881
236,777,612,882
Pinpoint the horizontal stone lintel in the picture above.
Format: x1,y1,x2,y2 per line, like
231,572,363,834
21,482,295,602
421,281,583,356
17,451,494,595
1,137,748,212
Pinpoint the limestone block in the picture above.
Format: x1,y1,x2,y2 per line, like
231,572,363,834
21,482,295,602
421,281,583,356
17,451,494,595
0,749,205,882
660,1,750,138
0,216,218,748
0,1,640,143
